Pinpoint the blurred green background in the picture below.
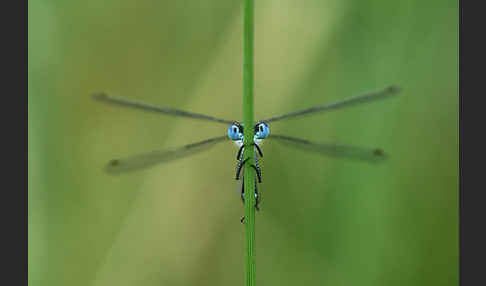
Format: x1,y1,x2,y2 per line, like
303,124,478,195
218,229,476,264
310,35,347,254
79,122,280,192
28,1,458,286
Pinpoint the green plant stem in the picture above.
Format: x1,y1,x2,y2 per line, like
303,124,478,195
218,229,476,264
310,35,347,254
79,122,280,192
243,0,256,286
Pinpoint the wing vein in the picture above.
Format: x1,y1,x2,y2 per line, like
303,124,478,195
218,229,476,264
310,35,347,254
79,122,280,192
261,85,400,123
268,134,387,163
104,136,229,174
93,93,234,125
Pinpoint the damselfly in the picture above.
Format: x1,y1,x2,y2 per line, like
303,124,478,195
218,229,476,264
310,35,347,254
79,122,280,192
93,85,400,212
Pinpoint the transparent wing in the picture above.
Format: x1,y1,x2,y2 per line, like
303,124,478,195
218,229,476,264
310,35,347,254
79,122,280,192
93,93,234,125
261,85,400,123
104,136,228,174
268,134,387,163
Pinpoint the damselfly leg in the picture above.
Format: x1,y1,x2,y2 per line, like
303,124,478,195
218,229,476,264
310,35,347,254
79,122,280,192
235,150,262,183
237,143,263,160
240,177,260,210
240,176,260,224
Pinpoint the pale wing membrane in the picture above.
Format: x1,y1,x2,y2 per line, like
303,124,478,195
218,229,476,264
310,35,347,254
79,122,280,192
268,134,387,163
93,93,234,125
105,136,228,174
262,85,400,123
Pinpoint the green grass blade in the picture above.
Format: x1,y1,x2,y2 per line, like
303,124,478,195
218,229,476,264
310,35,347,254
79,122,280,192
243,0,256,285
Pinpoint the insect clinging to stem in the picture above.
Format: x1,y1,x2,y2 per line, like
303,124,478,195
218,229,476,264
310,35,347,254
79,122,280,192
93,85,400,214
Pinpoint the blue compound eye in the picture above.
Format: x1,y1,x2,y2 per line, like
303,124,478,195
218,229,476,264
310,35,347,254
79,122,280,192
254,122,269,139
228,124,243,140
